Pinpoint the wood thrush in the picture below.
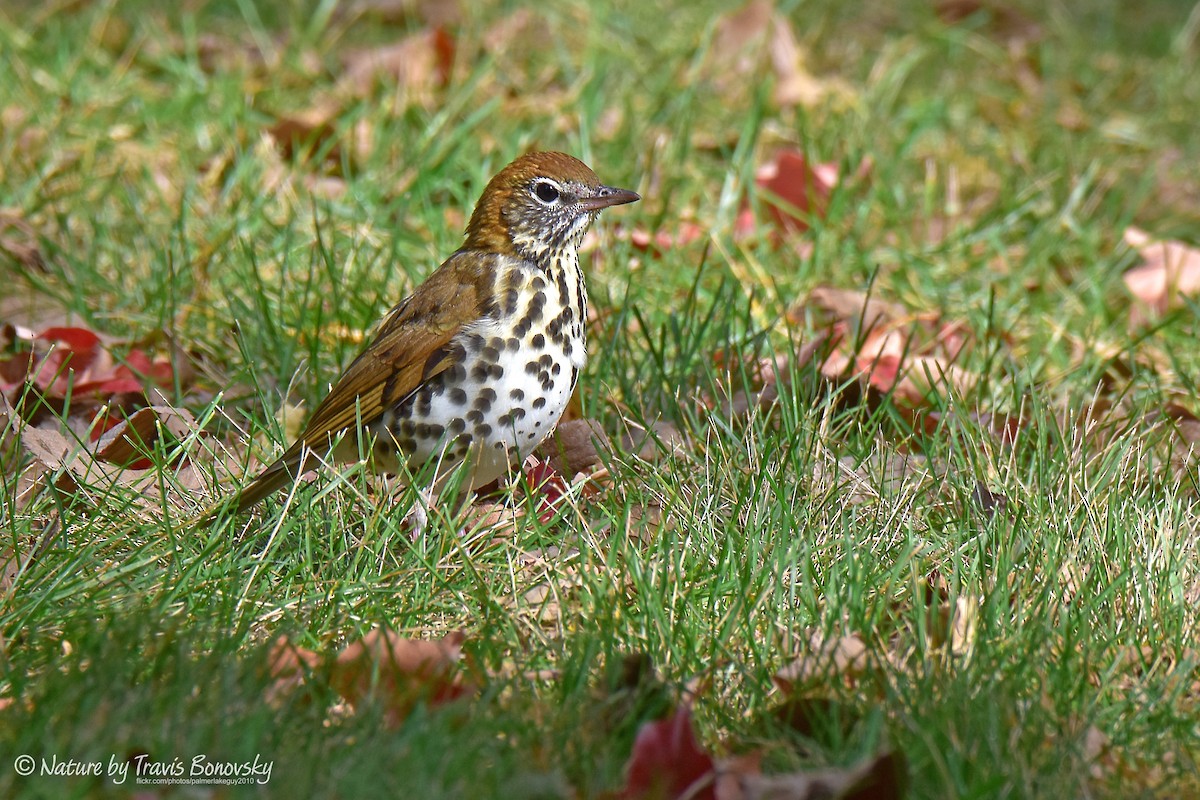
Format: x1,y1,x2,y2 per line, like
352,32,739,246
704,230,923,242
233,152,639,513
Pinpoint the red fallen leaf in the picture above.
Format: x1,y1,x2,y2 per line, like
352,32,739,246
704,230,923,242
524,459,571,523
2,325,175,406
74,349,174,397
37,326,101,354
623,706,716,800
733,207,757,240
630,222,705,256
756,149,836,234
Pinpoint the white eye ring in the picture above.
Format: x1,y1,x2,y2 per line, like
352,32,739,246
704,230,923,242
533,180,562,205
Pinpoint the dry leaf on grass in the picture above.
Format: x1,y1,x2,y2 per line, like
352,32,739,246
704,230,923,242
0,210,46,271
2,395,237,513
619,704,905,800
1123,227,1200,325
622,706,716,800
619,420,687,462
706,0,854,111
338,27,455,101
774,631,871,693
766,6,856,109
537,417,611,476
754,149,872,237
331,629,469,728
796,286,980,408
335,0,461,27
716,750,905,800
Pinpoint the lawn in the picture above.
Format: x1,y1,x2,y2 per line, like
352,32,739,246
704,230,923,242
2,0,1199,797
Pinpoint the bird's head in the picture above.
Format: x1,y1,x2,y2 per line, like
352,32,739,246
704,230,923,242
464,151,639,262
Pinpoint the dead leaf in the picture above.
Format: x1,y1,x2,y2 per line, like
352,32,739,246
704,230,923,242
331,629,468,728
538,417,610,476
92,405,196,468
264,635,322,704
336,0,461,27
622,706,716,800
619,420,686,462
799,287,907,333
935,0,1042,42
774,631,870,693
716,750,906,800
629,221,706,256
767,11,855,109
754,149,870,236
1123,228,1200,324
338,28,455,102
0,210,46,271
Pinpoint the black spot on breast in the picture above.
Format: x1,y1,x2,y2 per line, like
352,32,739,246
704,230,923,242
449,388,468,405
551,363,561,376
525,360,540,375
483,344,500,361
467,409,484,424
477,423,493,438
510,388,525,401
570,366,579,391
504,288,520,315
532,397,546,410
489,364,505,379
511,407,526,421
448,418,466,434
532,333,545,349
506,337,520,351
467,333,485,352
538,354,553,369
471,364,489,382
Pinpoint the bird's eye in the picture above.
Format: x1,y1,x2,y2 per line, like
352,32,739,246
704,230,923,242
533,181,561,205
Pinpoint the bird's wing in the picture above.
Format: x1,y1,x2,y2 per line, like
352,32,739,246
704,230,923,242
231,250,498,512
294,249,495,455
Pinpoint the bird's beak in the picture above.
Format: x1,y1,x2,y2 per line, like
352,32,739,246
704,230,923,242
579,186,640,211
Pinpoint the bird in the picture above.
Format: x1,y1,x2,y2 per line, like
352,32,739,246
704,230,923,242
230,151,639,515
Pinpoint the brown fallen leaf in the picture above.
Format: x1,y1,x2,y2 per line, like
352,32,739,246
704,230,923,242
774,631,871,693
799,287,907,334
93,405,196,468
331,629,469,728
338,27,455,102
2,394,235,513
0,210,46,271
716,750,906,800
267,98,369,167
264,635,323,705
767,9,855,109
336,0,461,27
935,0,1042,42
538,417,611,476
618,419,686,463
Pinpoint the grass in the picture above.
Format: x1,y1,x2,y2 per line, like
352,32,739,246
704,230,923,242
2,0,1199,797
